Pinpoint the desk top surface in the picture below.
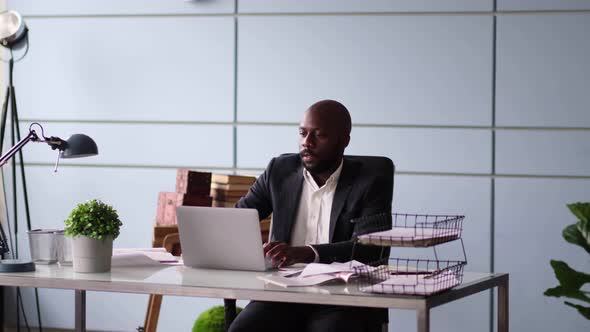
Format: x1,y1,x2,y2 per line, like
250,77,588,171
0,264,507,309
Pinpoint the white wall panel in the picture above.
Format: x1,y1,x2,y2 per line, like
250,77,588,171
4,166,225,331
496,14,590,127
239,0,492,13
13,286,222,331
389,293,490,332
238,16,493,126
495,178,590,332
18,122,233,168
5,166,177,249
7,0,234,15
389,175,491,332
498,0,590,11
15,17,234,122
237,125,491,174
496,130,590,176
393,175,491,272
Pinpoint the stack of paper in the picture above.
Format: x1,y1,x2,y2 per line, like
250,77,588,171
257,261,368,287
112,248,179,267
360,270,460,295
357,227,461,246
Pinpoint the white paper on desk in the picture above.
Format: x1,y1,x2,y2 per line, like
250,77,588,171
277,265,306,277
113,248,177,263
258,273,347,287
111,252,164,267
299,260,365,278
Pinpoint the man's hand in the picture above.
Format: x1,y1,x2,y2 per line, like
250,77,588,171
263,242,316,268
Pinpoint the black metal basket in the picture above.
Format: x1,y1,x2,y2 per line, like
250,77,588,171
354,258,465,296
352,213,465,247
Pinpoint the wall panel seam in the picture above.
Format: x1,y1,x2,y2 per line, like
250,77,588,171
19,10,590,19
16,163,590,180
17,119,590,131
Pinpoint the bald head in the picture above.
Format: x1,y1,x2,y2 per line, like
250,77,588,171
299,100,351,180
307,100,352,136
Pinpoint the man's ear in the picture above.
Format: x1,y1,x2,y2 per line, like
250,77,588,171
343,135,350,148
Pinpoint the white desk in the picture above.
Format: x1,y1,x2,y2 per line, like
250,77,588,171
0,265,508,332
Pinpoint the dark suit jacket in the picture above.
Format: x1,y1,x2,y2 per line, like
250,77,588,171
236,153,394,264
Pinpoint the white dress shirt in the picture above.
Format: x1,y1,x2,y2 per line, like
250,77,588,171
290,160,343,261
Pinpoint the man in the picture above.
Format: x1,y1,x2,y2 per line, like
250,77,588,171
230,100,393,332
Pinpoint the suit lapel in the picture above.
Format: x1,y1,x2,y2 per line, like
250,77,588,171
329,158,356,242
275,166,303,242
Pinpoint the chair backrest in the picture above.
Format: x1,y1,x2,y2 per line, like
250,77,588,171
346,154,395,198
266,155,395,242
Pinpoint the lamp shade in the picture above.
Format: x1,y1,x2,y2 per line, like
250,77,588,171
0,10,28,49
60,134,98,159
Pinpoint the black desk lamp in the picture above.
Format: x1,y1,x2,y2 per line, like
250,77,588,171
0,122,98,272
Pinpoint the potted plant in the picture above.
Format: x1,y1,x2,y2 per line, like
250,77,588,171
64,199,123,273
544,202,590,320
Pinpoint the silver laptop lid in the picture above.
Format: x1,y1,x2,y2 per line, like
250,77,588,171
176,206,268,271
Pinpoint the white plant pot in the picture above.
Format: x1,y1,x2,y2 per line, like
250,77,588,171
71,235,114,273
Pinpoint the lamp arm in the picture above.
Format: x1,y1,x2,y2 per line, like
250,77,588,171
0,129,39,167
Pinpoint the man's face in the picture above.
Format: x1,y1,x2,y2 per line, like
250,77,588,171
298,110,346,174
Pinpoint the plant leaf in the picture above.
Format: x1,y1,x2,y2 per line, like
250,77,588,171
577,219,590,247
563,224,590,254
564,301,590,320
545,285,590,304
549,260,590,291
568,202,590,223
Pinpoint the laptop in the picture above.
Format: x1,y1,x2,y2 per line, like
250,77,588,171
176,206,274,271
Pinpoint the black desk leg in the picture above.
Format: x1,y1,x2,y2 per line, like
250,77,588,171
75,290,86,332
223,298,237,332
0,286,3,332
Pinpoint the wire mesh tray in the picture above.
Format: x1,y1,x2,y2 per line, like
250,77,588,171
353,213,465,247
354,258,465,296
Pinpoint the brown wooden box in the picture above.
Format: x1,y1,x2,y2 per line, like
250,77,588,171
152,224,178,248
155,192,212,225
176,169,212,195
210,188,248,201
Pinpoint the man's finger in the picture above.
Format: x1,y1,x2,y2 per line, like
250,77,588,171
265,243,287,257
263,241,283,255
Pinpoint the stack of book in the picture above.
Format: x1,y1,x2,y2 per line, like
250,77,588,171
153,169,213,247
210,174,271,242
161,169,212,225
210,174,255,208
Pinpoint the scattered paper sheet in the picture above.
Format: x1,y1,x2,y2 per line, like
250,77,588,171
258,261,365,287
111,252,165,267
113,248,178,263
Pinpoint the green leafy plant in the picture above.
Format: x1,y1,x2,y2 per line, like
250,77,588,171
544,202,590,320
192,305,243,332
64,199,122,240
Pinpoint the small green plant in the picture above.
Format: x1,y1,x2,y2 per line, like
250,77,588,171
64,199,122,240
544,202,590,320
192,305,243,332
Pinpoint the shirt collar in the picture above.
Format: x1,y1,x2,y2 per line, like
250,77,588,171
303,159,344,190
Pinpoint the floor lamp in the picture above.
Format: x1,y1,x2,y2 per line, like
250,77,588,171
0,9,36,331
0,10,98,331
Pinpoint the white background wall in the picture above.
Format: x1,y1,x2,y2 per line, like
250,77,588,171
1,0,589,331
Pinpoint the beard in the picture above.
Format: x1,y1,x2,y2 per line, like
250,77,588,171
300,153,339,175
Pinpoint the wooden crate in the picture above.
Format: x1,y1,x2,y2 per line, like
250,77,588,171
176,169,211,195
152,224,178,248
155,192,212,225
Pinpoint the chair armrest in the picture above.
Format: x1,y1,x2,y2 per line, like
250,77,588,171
162,233,181,256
